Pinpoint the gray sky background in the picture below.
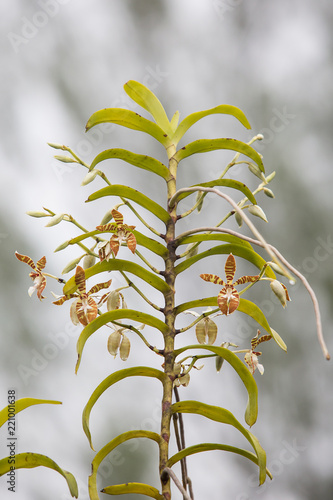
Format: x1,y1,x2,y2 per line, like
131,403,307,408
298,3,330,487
1,1,333,499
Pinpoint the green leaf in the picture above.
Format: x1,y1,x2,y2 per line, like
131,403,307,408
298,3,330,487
176,233,253,250
174,179,257,205
171,400,266,485
238,300,287,351
85,108,171,148
89,148,169,180
174,297,219,316
174,344,258,426
89,430,161,500
170,110,180,133
67,229,168,259
76,310,169,373
0,398,61,428
172,105,251,146
63,259,170,296
0,452,78,498
82,367,165,449
102,482,164,499
174,243,275,277
167,442,272,480
174,138,264,172
124,80,172,136
87,185,170,224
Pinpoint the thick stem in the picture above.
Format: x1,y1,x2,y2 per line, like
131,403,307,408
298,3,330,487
160,145,178,499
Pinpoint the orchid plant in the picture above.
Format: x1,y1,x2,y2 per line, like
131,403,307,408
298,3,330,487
1,81,330,500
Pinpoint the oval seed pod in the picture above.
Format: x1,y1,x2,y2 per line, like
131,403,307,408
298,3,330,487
82,254,96,270
107,290,121,311
248,205,268,223
107,331,122,357
196,191,204,213
248,162,265,181
119,334,131,361
206,318,218,345
195,320,206,344
270,279,287,307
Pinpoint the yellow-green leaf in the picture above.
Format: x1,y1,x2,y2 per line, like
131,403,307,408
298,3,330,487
124,80,172,136
0,398,61,428
172,105,251,146
102,482,164,499
63,259,169,296
174,138,264,172
82,367,165,449
174,344,258,427
0,453,78,498
87,185,170,224
174,179,257,205
89,430,161,500
89,148,169,180
167,443,272,480
85,108,171,147
171,400,266,485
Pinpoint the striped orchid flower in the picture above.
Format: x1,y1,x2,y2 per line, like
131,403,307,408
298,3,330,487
53,266,111,326
200,253,259,315
96,209,136,259
244,330,272,375
15,252,47,300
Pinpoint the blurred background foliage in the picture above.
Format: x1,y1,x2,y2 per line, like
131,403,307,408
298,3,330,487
1,1,333,499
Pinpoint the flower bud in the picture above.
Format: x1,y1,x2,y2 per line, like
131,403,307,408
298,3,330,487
61,255,83,274
248,205,268,223
107,331,122,357
81,170,99,186
248,163,266,182
47,142,66,150
54,155,77,163
119,334,131,361
82,254,96,269
26,210,48,218
215,356,224,373
235,211,243,227
265,171,276,183
270,280,288,307
45,214,65,227
99,210,114,225
54,240,70,252
263,188,275,198
196,191,204,213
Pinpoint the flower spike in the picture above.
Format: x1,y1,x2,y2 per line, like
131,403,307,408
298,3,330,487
200,254,259,315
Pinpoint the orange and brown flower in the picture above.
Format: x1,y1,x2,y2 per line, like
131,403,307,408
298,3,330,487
15,252,47,300
96,209,136,260
244,330,271,375
200,253,259,315
53,266,111,326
